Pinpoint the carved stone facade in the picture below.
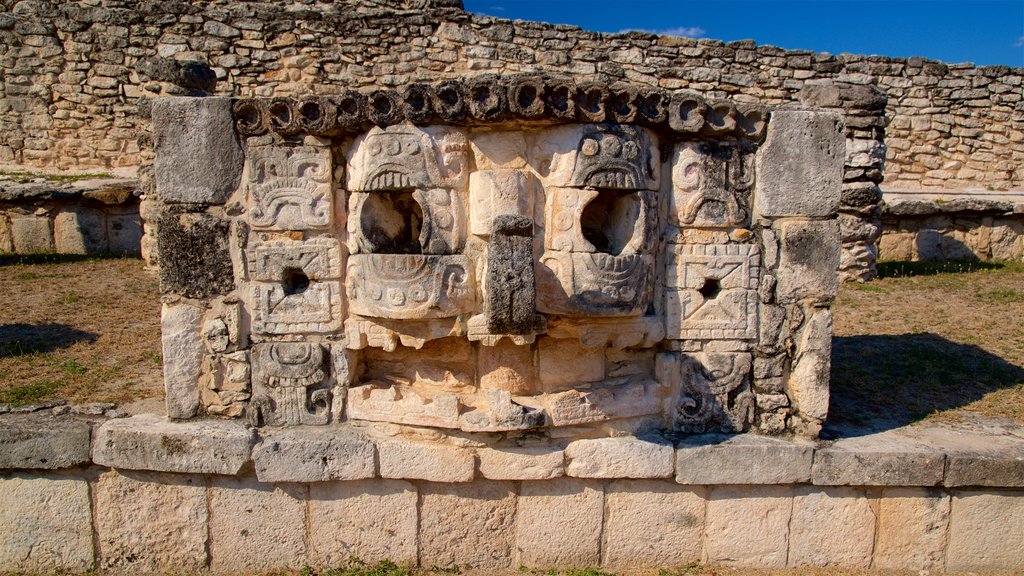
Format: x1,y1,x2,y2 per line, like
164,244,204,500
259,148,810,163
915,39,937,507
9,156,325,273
153,75,843,438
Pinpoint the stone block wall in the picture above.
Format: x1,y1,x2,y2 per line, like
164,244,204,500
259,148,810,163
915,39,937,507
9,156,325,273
0,177,142,255
0,0,1020,194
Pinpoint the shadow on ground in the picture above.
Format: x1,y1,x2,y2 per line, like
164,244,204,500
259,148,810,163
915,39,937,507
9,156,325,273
0,322,98,357
827,332,1024,437
0,253,137,266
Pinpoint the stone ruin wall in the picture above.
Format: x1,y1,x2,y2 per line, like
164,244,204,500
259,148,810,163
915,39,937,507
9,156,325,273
0,0,1021,193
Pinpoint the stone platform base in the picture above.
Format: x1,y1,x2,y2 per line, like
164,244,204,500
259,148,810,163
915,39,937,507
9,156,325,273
2,412,1024,573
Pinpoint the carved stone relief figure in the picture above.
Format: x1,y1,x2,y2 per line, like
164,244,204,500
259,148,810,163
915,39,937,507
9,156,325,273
249,342,332,426
671,352,755,433
248,146,333,230
346,254,474,319
669,142,755,228
248,238,344,334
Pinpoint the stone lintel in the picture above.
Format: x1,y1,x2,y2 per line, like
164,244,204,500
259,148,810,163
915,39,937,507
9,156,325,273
565,436,674,479
252,426,376,483
675,434,814,485
944,452,1024,488
0,414,92,470
92,414,253,475
812,437,946,487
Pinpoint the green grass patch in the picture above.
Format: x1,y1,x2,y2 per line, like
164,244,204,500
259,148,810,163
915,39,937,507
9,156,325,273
55,292,81,305
61,358,88,375
850,282,888,293
0,380,64,406
0,253,136,267
976,287,1024,303
877,259,1007,278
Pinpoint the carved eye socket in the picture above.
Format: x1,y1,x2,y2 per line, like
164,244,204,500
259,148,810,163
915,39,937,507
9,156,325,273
623,141,638,160
405,141,421,155
581,138,600,156
386,140,402,156
369,141,382,155
602,135,622,157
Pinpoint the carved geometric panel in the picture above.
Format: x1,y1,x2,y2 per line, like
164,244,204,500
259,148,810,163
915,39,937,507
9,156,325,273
538,251,653,317
668,141,754,228
251,282,343,335
673,352,754,433
246,237,342,281
665,243,759,339
249,342,331,426
247,145,333,230
346,254,474,319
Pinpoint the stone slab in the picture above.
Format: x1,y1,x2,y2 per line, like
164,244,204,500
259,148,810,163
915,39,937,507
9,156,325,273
946,489,1024,571
874,487,950,570
755,109,844,218
252,426,376,482
705,485,792,568
153,97,244,204
94,470,208,573
209,476,307,572
420,481,517,570
565,436,674,479
0,474,93,572
602,480,705,569
788,486,874,568
10,215,53,253
477,445,564,480
93,413,253,475
812,435,946,486
944,451,1024,488
775,219,841,303
675,434,813,485
54,207,107,254
160,301,203,419
516,478,603,568
377,437,475,482
309,479,418,567
0,414,92,470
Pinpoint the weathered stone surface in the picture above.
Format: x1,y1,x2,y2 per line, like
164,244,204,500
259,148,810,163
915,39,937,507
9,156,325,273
106,210,143,255
309,480,418,567
93,413,253,475
812,435,945,486
249,341,333,426
602,480,705,568
420,481,517,569
788,486,874,567
705,485,792,567
10,215,53,253
54,207,106,253
946,489,1024,571
755,110,844,218
477,445,564,480
775,219,841,303
675,434,813,485
0,474,93,572
160,301,203,419
377,437,475,482
252,426,375,482
670,352,755,433
944,450,1024,488
786,307,832,422
156,212,234,299
665,243,759,340
469,169,537,236
565,436,674,478
247,145,333,230
347,254,474,319
0,414,91,469
153,97,243,204
477,339,538,395
209,477,306,572
516,478,603,567
538,338,604,391
874,487,949,570
95,470,208,573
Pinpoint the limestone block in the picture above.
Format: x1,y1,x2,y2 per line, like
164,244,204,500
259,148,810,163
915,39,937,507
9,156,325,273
665,243,759,340
786,307,832,421
755,110,844,218
946,489,1024,571
0,474,93,572
668,141,754,227
775,219,841,303
420,481,517,569
106,210,142,255
0,215,12,253
469,169,538,236
377,437,475,482
209,477,306,572
705,485,792,567
248,145,333,230
347,254,474,319
157,212,234,299
161,302,204,419
546,377,665,427
470,131,528,170
542,124,660,190
252,426,375,482
309,480,418,566
478,339,537,395
675,434,813,485
93,413,253,475
348,384,461,429
945,450,1024,487
94,470,208,573
153,97,243,204
477,446,564,480
565,436,674,478
812,436,945,486
874,488,949,570
10,215,53,253
347,124,469,192
538,338,604,391
0,413,92,469
516,478,604,568
602,481,705,568
788,486,875,567
54,207,106,254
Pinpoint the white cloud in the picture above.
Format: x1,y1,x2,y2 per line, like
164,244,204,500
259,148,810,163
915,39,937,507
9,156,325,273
1015,36,1024,48
619,26,706,38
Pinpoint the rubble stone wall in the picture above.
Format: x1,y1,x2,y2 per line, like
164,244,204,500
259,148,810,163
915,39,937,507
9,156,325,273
0,0,1021,193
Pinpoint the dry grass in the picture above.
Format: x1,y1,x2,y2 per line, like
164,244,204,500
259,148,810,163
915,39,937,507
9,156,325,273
0,254,163,407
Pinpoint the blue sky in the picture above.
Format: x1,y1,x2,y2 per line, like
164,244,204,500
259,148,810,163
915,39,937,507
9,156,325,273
463,0,1024,67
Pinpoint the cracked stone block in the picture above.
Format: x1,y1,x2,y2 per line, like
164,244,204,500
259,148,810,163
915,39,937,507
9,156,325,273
0,414,92,470
477,446,564,480
54,207,106,254
565,436,674,478
0,474,93,573
874,488,949,571
675,434,813,485
775,219,841,303
10,215,53,253
154,97,243,205
469,169,537,236
705,485,792,567
252,427,375,482
376,437,474,482
946,489,1024,571
161,302,204,419
788,486,874,568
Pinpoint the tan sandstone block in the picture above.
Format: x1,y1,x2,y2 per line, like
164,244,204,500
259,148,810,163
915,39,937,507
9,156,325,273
516,478,603,568
565,436,674,478
788,486,874,568
477,446,564,480
947,489,1024,571
309,480,418,567
377,437,475,482
10,215,54,253
705,485,792,568
874,487,950,570
478,338,538,395
538,338,604,391
420,481,517,570
602,480,705,569
0,474,93,572
209,477,307,572
95,470,208,573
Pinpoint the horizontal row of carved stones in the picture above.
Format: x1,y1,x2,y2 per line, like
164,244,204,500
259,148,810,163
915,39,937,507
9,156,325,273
8,413,1015,488
231,75,769,141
